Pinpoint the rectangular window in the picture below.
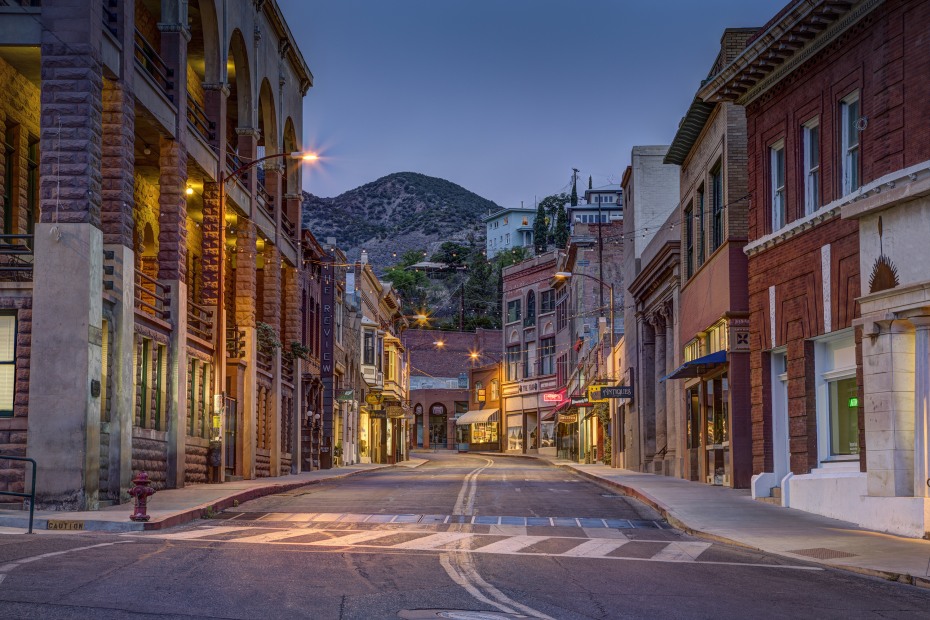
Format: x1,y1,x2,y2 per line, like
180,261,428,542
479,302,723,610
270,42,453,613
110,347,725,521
840,92,860,196
155,344,167,431
556,295,567,332
539,337,555,375
711,163,723,251
363,331,375,365
490,379,499,401
0,314,16,417
540,289,556,313
684,205,693,278
507,299,521,323
802,119,820,215
697,187,705,266
770,141,786,231
687,386,700,449
506,345,521,381
386,348,395,382
189,359,198,435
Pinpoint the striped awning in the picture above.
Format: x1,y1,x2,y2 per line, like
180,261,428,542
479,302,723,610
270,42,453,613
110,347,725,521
455,409,500,425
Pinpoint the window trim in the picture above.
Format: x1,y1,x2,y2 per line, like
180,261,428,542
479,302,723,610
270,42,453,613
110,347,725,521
840,91,860,197
770,140,786,232
684,204,694,278
710,162,723,252
802,118,820,215
0,312,16,417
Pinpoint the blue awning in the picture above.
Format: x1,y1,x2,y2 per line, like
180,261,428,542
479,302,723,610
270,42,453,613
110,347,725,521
660,350,727,382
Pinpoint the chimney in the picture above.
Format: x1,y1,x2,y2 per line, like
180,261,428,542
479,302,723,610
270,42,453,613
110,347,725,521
360,249,369,265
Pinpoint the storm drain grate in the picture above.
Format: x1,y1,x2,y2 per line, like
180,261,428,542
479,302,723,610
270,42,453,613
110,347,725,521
788,547,858,560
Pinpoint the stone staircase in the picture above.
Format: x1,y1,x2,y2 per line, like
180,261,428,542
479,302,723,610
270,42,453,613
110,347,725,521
756,486,782,505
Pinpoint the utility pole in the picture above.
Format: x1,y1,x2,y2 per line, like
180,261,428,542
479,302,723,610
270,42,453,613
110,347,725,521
459,283,465,331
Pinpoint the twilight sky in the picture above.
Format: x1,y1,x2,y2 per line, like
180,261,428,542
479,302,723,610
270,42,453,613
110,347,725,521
278,0,785,208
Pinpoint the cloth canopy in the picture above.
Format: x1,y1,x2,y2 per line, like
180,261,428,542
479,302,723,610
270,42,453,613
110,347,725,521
660,350,727,382
455,409,500,425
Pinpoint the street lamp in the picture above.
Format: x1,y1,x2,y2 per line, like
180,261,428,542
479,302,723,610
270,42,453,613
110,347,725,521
214,150,320,460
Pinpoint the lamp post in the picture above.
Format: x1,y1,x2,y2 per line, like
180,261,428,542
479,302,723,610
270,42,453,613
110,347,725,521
214,150,318,475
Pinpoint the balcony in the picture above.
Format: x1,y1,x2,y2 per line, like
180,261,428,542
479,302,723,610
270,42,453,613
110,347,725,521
281,356,295,386
187,300,214,344
134,29,174,102
256,350,273,375
0,235,33,282
226,324,245,358
281,211,297,239
187,94,215,144
135,269,170,321
256,181,274,219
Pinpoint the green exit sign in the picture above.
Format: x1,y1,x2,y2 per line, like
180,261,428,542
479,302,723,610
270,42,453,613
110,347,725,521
848,397,859,408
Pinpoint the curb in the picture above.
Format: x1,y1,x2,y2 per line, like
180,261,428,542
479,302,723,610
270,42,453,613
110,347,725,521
0,464,400,534
555,464,930,589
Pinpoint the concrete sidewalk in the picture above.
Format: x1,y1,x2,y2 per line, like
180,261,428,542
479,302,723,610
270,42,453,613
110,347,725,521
484,452,930,587
0,458,427,534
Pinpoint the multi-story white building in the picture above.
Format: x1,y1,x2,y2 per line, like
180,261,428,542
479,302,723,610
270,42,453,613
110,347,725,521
569,185,623,233
483,207,537,258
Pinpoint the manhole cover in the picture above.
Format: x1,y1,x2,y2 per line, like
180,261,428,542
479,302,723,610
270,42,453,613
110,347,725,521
398,611,529,619
788,547,857,560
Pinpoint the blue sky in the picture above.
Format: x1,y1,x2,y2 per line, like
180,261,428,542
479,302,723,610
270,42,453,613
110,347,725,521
279,0,786,207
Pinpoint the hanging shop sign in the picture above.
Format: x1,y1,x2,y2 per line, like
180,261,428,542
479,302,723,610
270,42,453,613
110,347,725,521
587,385,608,404
570,396,592,407
386,405,405,418
336,389,355,402
600,385,634,399
542,392,564,403
366,392,384,407
557,412,578,424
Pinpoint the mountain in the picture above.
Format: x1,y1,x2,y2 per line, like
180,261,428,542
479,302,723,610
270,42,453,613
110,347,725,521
301,172,501,271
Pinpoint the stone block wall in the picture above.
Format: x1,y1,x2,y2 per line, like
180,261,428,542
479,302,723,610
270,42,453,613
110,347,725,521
0,295,32,494
184,437,208,485
132,428,168,490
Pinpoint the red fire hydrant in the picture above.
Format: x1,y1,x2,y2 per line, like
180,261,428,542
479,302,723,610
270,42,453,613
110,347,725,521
129,471,155,522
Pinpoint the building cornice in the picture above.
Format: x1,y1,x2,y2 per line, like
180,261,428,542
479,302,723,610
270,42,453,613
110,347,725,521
698,0,878,106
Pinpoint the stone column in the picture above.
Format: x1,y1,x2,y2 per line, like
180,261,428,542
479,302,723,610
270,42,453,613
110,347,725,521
157,136,189,488
29,0,104,509
652,312,667,473
263,244,282,476
202,83,229,158
101,74,136,502
912,317,930,498
638,316,656,468
663,303,677,475
284,193,302,240
157,9,189,139
236,128,259,197
235,221,258,478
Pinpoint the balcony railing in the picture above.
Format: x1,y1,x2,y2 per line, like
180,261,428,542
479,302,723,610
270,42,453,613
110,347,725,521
281,211,296,239
256,182,274,217
187,94,215,143
257,351,272,374
187,300,214,342
134,28,174,102
225,145,247,182
135,269,170,321
226,324,245,358
281,356,294,385
0,235,33,282
101,0,117,36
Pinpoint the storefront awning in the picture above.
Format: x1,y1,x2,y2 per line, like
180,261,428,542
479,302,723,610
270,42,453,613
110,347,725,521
660,350,727,382
455,409,500,425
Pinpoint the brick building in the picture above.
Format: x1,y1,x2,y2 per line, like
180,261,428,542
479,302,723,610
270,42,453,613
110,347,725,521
697,0,930,535
501,251,559,454
404,328,501,449
0,0,317,509
659,29,756,488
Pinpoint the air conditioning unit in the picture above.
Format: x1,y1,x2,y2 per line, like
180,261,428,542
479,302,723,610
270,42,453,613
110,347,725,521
377,372,384,385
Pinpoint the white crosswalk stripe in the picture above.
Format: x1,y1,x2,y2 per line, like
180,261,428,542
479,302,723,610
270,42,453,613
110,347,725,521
649,542,712,562
560,539,628,558
132,527,815,569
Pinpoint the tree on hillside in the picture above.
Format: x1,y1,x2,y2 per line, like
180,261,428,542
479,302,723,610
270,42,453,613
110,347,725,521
381,267,430,314
396,249,425,267
431,241,469,267
554,201,569,249
533,201,549,254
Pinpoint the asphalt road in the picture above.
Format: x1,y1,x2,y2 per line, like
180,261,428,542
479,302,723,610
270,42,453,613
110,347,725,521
1,452,930,619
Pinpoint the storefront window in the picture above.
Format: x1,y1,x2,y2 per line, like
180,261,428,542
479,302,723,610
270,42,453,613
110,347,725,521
540,421,554,448
829,377,859,455
686,386,700,449
507,414,523,451
471,422,499,444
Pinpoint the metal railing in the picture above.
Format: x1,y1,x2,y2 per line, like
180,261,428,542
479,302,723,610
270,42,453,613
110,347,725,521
187,300,214,342
134,28,174,101
135,269,171,320
0,234,33,282
101,0,117,36
256,351,272,374
186,94,215,143
0,455,36,534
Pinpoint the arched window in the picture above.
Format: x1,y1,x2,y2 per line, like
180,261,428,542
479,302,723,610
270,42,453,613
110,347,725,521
526,290,536,326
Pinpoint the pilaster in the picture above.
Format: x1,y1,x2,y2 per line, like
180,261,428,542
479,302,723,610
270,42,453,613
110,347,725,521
157,136,188,282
